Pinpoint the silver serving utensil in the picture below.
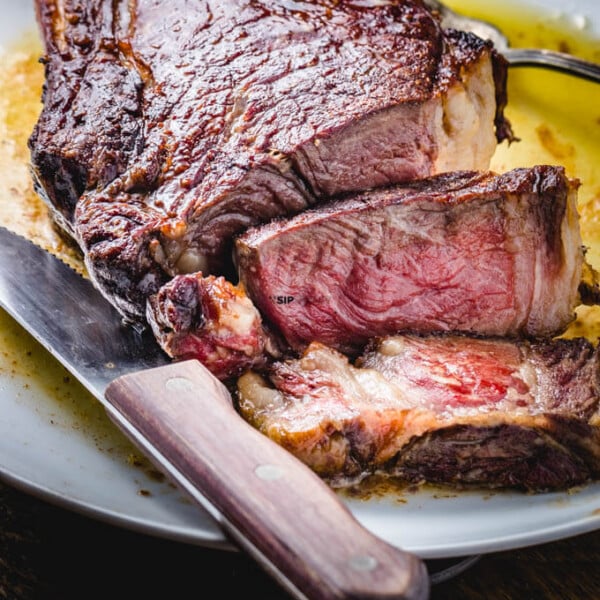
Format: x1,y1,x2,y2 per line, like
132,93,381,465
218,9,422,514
426,0,600,83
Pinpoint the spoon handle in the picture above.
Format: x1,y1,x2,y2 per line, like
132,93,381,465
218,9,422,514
504,48,600,84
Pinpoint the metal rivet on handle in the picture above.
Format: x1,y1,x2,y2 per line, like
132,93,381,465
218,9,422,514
254,464,285,481
166,377,195,393
348,555,378,572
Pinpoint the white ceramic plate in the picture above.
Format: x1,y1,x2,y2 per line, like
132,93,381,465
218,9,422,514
0,0,599,561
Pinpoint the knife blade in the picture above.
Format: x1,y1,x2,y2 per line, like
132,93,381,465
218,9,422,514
0,226,429,600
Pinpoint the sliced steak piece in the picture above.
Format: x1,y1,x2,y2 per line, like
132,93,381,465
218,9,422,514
236,335,600,491
146,273,278,381
236,166,586,355
29,0,513,321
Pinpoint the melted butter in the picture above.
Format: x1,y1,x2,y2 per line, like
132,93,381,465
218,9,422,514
443,1,600,203
448,0,600,343
0,36,87,384
0,32,156,481
0,285,163,489
0,32,84,274
0,303,110,430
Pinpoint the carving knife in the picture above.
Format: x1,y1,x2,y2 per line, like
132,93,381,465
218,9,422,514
0,226,429,600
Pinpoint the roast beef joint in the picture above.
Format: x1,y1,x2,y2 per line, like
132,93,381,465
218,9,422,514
27,0,600,492
29,0,513,321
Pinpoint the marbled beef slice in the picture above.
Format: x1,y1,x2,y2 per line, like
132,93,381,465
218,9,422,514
237,334,600,491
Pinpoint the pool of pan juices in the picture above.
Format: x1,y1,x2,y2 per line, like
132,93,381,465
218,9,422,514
0,1,598,498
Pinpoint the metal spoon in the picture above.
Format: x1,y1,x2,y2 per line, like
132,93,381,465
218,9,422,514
425,0,600,84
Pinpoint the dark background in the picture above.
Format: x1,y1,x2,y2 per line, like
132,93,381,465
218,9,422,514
1,480,599,599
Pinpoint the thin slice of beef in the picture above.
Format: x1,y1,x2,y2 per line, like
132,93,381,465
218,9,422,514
235,165,588,355
29,0,513,322
236,334,600,491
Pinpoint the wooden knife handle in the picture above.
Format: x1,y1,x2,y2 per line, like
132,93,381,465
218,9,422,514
104,359,430,600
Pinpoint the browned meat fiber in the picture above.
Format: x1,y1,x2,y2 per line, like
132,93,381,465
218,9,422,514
237,334,600,491
146,273,278,380
29,0,512,327
235,165,590,355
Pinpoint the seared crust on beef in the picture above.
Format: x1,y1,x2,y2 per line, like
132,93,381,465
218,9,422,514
29,0,513,321
237,335,600,490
